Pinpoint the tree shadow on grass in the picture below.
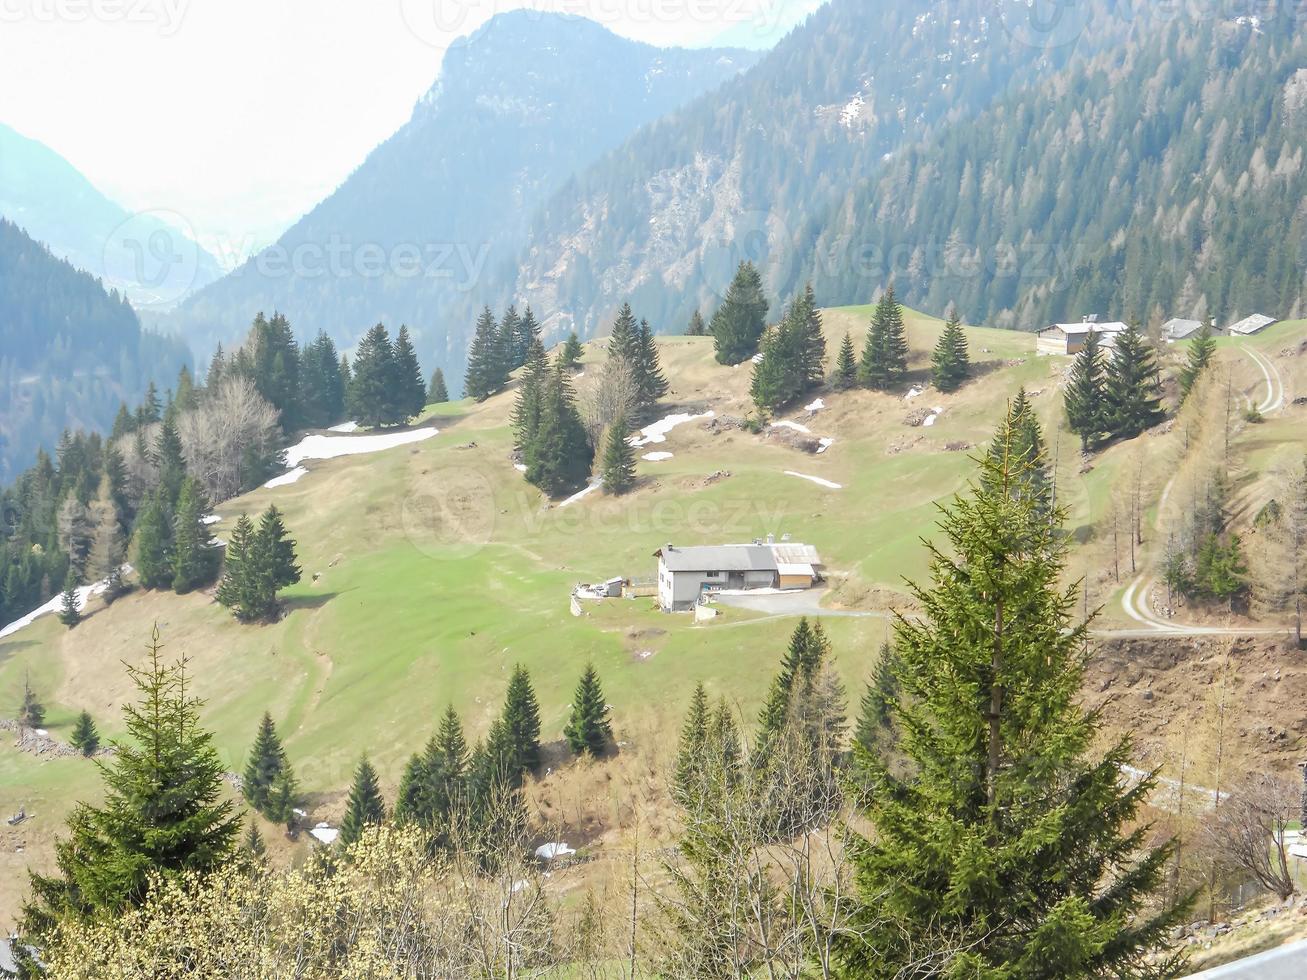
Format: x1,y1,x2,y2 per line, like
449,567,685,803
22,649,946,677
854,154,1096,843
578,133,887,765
280,592,342,614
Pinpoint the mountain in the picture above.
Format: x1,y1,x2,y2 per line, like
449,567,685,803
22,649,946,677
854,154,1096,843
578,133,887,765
809,11,1307,328
511,0,1157,339
164,12,761,376
0,218,192,481
0,123,224,309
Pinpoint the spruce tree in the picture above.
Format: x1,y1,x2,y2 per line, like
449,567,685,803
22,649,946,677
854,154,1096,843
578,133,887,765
985,389,1050,511
338,757,386,849
498,306,524,371
347,323,399,426
859,285,909,389
171,478,217,594
1105,322,1166,439
250,312,302,430
1064,328,1109,452
427,367,449,404
18,674,45,729
22,628,239,938
136,382,161,426
686,309,707,336
600,416,637,495
425,705,470,841
710,261,770,365
464,307,505,401
510,336,550,454
241,713,290,817
502,665,542,777
249,505,301,620
931,308,971,392
608,303,639,363
524,365,593,496
268,768,298,828
519,306,543,366
392,324,427,420
854,643,899,756
797,283,826,390
564,663,613,757
633,318,669,413
155,415,187,510
833,331,857,390
110,402,135,440
833,415,1184,976
243,821,267,863
673,683,710,807
58,568,80,628
70,710,99,756
755,617,831,756
299,330,346,428
215,514,255,619
560,331,584,369
394,752,428,826
1178,318,1217,402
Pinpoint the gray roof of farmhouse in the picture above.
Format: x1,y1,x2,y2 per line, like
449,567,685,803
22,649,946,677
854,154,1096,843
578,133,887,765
658,544,779,573
1163,317,1202,338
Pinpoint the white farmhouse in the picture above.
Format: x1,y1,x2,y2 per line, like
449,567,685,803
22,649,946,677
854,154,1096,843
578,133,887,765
1227,313,1277,336
655,539,824,611
1036,318,1128,356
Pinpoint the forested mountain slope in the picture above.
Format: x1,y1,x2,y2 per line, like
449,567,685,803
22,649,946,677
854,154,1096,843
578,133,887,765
809,12,1307,328
164,12,759,377
0,219,191,480
0,123,223,309
513,0,1157,337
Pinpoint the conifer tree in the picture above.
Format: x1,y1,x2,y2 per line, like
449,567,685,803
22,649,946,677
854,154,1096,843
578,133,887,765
70,711,99,756
171,478,217,594
673,683,710,807
564,663,613,757
518,306,543,365
392,325,427,420
1105,322,1166,439
633,318,669,413
686,309,707,336
58,568,80,628
22,628,239,938
427,367,449,404
608,303,639,363
710,261,769,365
250,312,302,430
1178,317,1217,402
299,330,346,428
498,306,524,372
155,415,187,510
797,283,826,390
510,336,550,454
347,323,399,426
854,643,899,756
338,757,386,849
243,821,267,863
833,331,857,390
755,617,831,756
133,491,173,590
859,285,909,389
215,514,255,617
174,365,198,414
136,382,161,426
18,674,44,730
242,713,291,817
985,389,1050,511
502,665,542,777
110,402,135,440
600,416,637,495
464,307,505,401
268,768,298,828
422,704,470,841
559,331,584,369
707,697,742,785
930,308,971,392
1064,328,1109,452
833,416,1184,976
394,752,428,827
524,365,593,496
250,505,301,618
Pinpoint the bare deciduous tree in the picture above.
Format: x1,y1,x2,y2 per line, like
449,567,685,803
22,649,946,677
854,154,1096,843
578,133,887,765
1205,771,1299,902
579,357,638,448
177,377,281,503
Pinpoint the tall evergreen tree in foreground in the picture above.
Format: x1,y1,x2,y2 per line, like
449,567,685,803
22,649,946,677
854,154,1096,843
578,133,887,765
834,413,1184,977
930,307,971,392
171,478,217,594
985,387,1050,512
22,628,239,941
502,665,542,777
710,261,769,365
1177,318,1217,403
338,757,386,849
392,325,428,420
673,682,710,808
1105,322,1166,440
70,710,99,757
1064,328,1109,452
564,663,613,757
347,323,399,426
600,415,637,495
524,364,592,496
859,284,909,389
134,493,175,590
464,307,505,401
215,506,300,622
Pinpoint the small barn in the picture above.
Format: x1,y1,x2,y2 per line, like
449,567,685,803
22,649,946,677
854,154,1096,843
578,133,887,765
1036,319,1127,356
1162,318,1203,342
1227,313,1277,336
655,540,824,611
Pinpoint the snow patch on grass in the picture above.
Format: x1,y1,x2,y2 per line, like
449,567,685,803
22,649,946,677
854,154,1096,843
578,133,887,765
817,438,834,454
784,471,843,490
327,421,359,433
770,419,812,435
280,427,439,469
642,452,674,462
629,411,714,447
559,479,603,508
264,466,308,489
922,407,944,427
0,565,133,640
804,397,825,412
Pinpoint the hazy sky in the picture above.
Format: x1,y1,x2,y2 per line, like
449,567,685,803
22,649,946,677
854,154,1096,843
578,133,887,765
2,0,822,264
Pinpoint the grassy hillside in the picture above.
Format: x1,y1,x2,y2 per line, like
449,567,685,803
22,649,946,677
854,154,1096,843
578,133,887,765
2,308,1303,924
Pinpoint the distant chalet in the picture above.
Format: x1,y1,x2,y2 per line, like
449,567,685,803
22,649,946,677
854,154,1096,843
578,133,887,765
1161,317,1203,342
1226,313,1277,336
1036,317,1128,356
655,539,824,611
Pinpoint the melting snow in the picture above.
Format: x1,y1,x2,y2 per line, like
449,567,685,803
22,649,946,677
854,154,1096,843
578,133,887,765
514,463,528,473
283,427,438,467
629,410,714,447
770,420,812,435
202,514,222,525
309,823,339,845
0,565,133,640
905,385,925,401
804,398,825,412
922,407,944,427
559,479,603,508
535,842,575,861
817,438,835,454
327,421,359,433
642,451,674,462
784,471,843,490
264,466,308,489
